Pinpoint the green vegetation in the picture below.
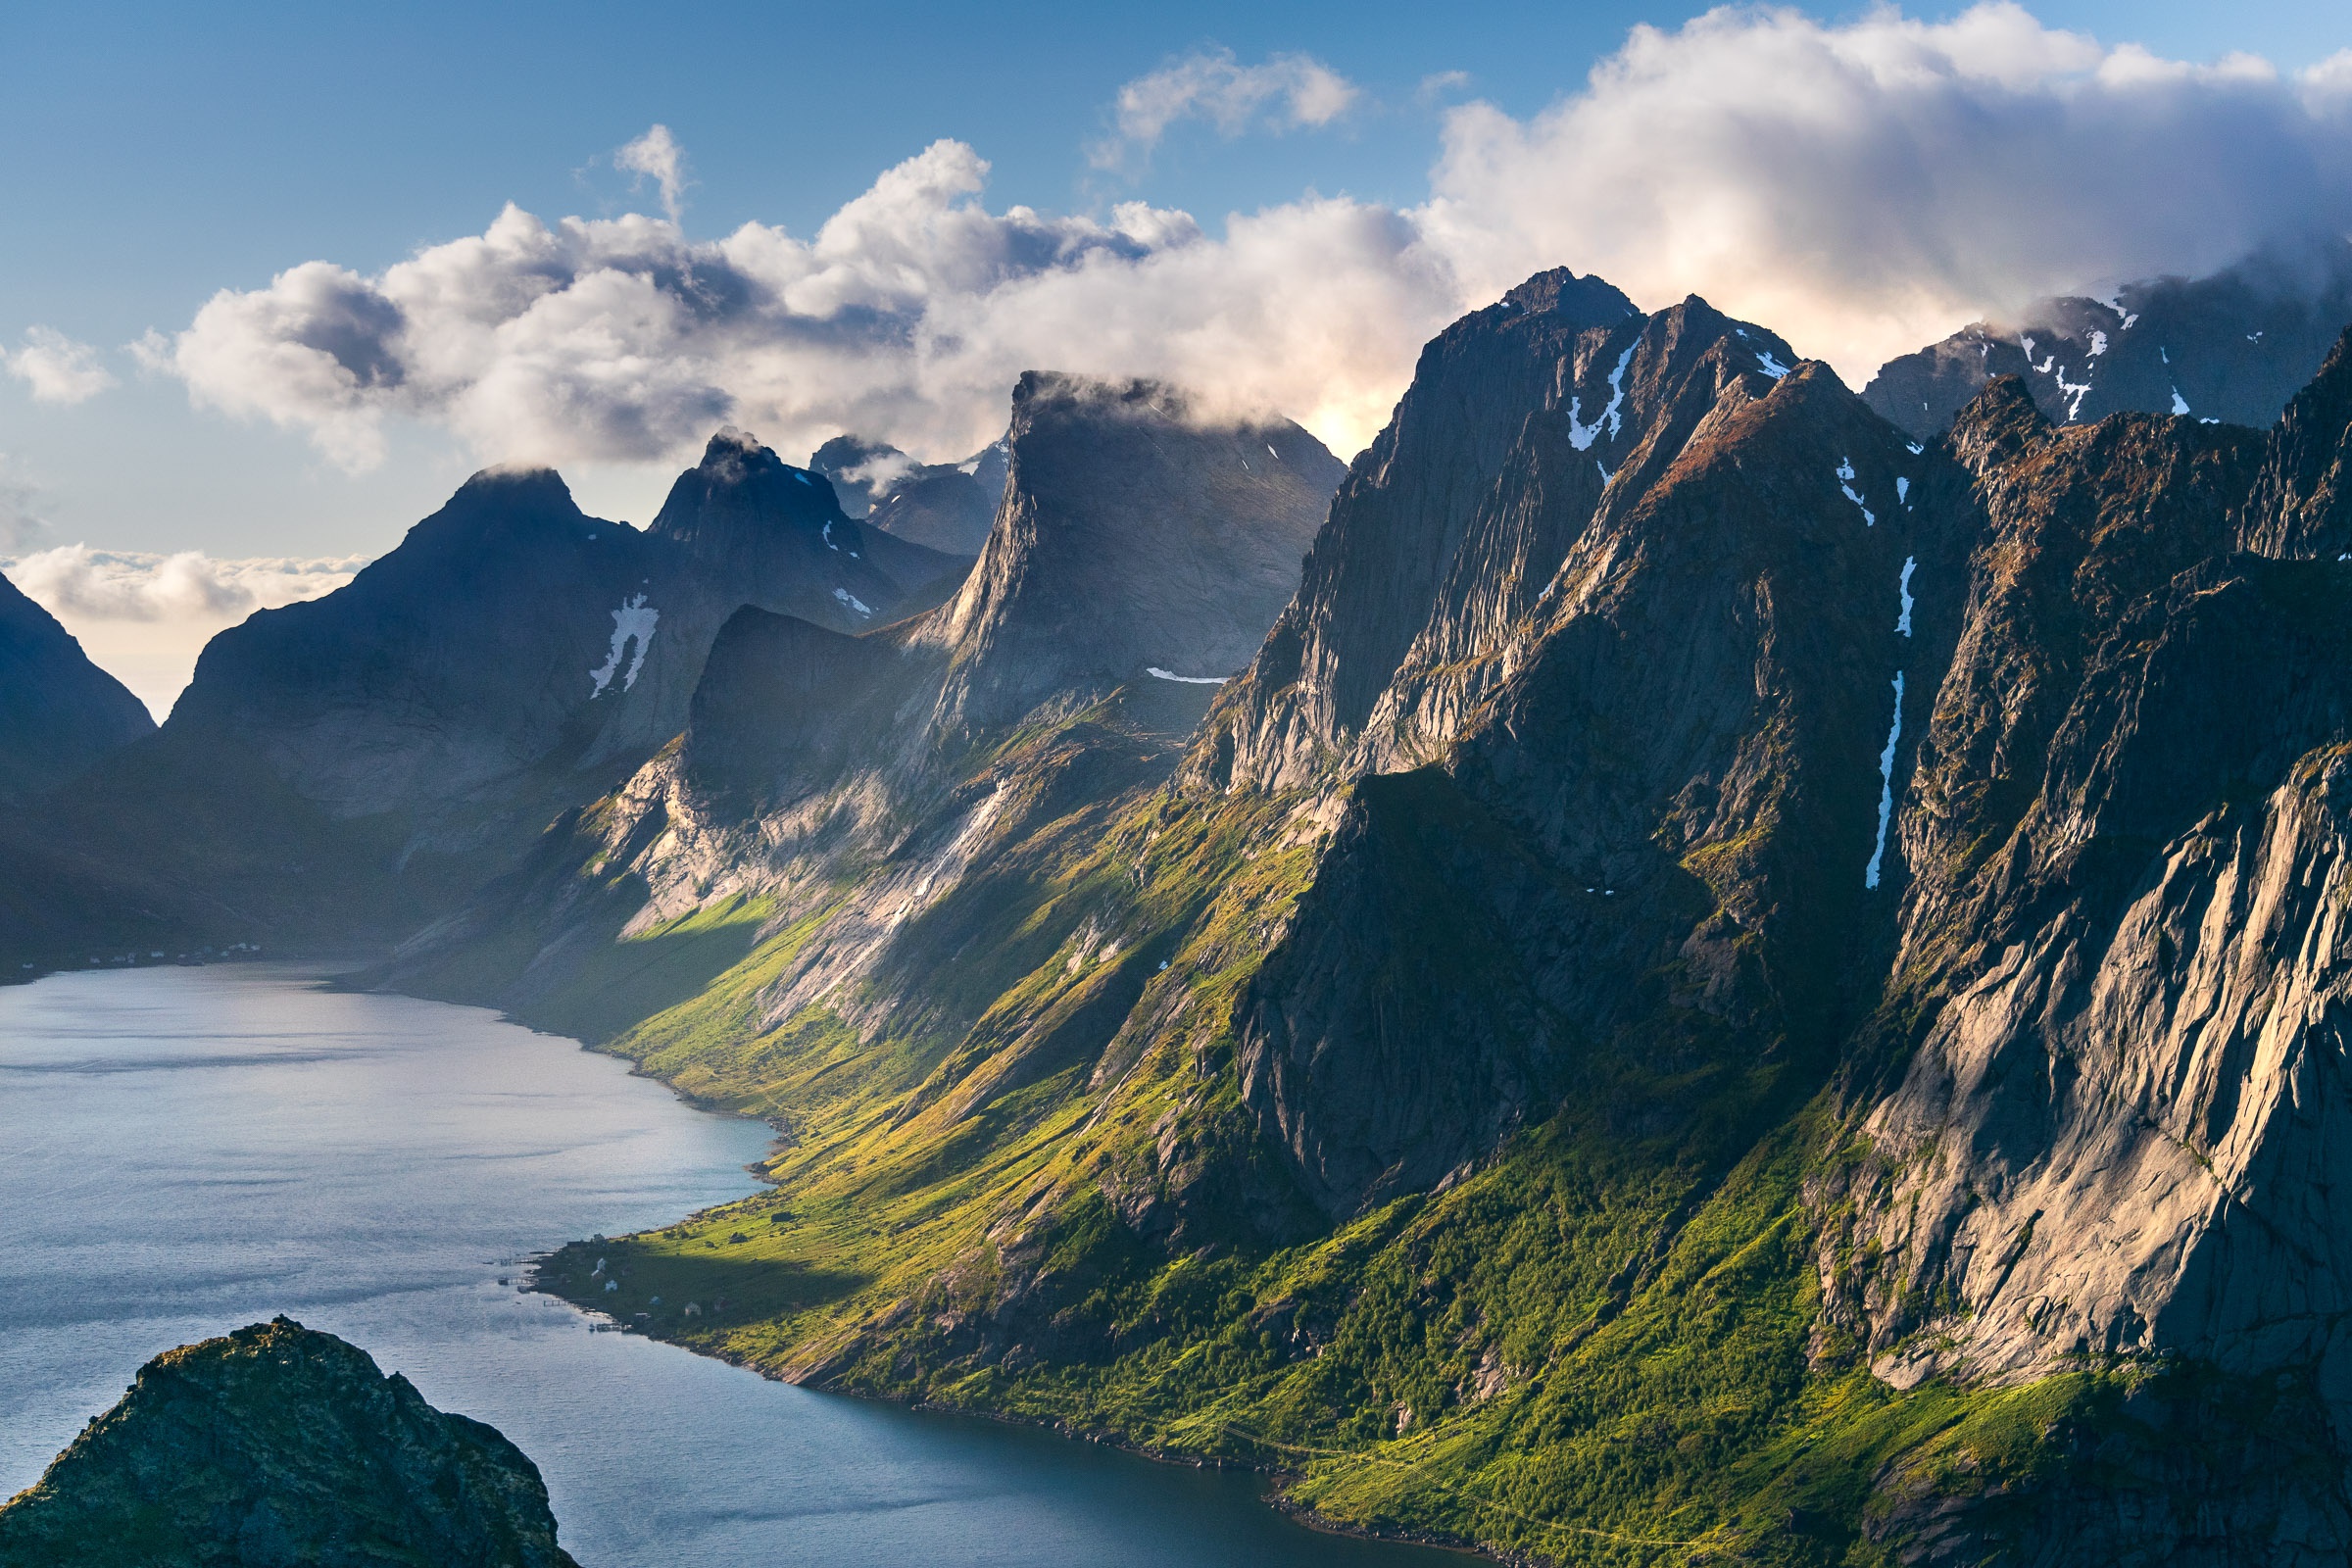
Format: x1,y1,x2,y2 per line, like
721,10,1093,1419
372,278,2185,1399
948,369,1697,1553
510,707,2296,1564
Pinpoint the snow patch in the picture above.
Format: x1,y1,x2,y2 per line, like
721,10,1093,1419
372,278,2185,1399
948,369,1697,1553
833,587,873,617
1147,666,1226,684
2020,335,2036,359
1596,461,1612,485
1266,443,1280,460
1755,350,1790,378
1837,458,1875,525
823,520,838,551
1567,342,1637,450
1896,556,1916,637
2087,330,2108,357
1907,441,1924,456
795,471,811,485
588,594,658,697
1895,476,1910,507
2171,389,2191,416
2121,313,2139,330
1864,671,1905,890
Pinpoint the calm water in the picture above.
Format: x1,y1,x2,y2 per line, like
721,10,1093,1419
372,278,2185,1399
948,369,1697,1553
0,965,1454,1567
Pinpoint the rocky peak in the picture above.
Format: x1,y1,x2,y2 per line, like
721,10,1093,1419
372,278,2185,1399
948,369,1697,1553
929,370,1343,736
1193,273,1807,793
0,1317,577,1567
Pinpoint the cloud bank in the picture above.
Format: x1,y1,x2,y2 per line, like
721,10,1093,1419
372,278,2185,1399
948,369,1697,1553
140,5,2352,471
6,545,368,623
5,327,116,405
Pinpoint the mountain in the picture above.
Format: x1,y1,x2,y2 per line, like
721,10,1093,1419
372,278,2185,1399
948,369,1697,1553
2,438,974,968
0,569,153,797
398,270,2352,1566
811,432,1007,555
0,1318,576,1568
1865,241,2352,439
381,369,1343,1039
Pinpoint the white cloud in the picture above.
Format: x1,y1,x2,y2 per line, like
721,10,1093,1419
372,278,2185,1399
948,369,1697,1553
3,546,369,718
1090,49,1361,171
615,123,691,221
135,5,2352,476
4,326,117,405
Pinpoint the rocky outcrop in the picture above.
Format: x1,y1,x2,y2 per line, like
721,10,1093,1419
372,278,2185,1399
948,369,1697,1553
653,428,967,615
0,570,152,797
0,1318,576,1568
1864,240,2352,439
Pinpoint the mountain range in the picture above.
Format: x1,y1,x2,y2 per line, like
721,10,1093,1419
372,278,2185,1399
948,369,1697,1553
13,244,2352,1566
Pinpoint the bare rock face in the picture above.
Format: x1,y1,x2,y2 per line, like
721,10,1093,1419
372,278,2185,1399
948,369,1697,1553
0,569,152,797
1864,241,2352,439
930,372,1342,736
1824,361,2352,1451
0,1318,576,1568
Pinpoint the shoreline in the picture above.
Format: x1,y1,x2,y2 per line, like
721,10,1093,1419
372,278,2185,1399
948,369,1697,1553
521,1253,1510,1567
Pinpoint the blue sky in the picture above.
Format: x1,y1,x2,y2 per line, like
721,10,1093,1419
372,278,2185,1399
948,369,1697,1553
4,0,2349,709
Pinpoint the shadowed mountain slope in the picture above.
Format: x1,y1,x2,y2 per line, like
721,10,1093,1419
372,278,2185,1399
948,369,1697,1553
2,437,975,967
0,570,152,798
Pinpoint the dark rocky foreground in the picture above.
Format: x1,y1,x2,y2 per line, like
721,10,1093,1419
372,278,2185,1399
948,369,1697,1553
0,1319,576,1568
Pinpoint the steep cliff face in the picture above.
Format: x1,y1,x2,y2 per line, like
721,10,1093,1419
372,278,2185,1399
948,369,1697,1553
931,372,1342,736
0,1318,576,1568
1864,241,2352,439
0,570,152,797
1217,361,1951,1219
1827,373,2352,1423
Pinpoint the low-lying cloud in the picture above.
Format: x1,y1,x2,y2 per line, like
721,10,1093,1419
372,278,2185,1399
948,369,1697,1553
6,545,368,622
5,327,116,405
138,4,2352,472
